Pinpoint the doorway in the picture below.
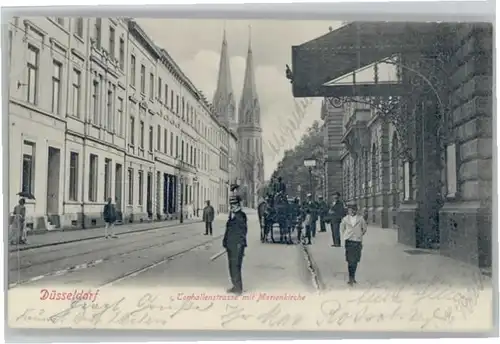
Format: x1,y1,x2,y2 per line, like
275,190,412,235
115,164,123,220
46,147,61,215
147,172,153,218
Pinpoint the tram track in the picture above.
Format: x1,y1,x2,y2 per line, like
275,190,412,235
10,229,184,271
99,234,224,287
9,230,222,289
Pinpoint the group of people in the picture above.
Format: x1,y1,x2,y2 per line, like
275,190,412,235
265,176,369,286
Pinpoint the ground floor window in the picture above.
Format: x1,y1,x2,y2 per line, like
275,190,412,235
138,171,144,205
88,154,98,202
22,141,36,195
127,168,133,205
69,152,79,201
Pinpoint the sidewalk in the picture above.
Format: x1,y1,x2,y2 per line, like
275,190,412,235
305,226,493,290
9,218,202,252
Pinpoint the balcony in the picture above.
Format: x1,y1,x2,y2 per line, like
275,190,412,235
341,108,370,156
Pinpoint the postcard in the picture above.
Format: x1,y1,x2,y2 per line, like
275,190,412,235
5,16,494,333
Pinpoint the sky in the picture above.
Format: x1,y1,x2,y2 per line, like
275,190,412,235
137,19,342,179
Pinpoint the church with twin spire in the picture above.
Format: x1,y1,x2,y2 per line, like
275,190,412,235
213,27,264,208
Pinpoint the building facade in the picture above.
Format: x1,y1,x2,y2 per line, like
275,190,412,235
294,23,492,268
8,17,232,231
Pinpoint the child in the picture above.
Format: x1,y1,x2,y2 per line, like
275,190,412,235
340,202,367,285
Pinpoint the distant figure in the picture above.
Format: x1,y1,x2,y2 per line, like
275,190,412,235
317,195,328,232
302,193,315,245
273,176,287,195
340,202,367,285
327,192,346,247
223,195,247,295
203,200,215,236
10,198,27,245
103,198,118,239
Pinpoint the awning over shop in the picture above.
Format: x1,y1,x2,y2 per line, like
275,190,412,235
290,22,443,98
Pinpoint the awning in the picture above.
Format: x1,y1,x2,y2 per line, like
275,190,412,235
290,22,444,98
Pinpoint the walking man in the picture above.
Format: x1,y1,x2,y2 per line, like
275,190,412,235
203,200,215,235
340,202,367,285
328,192,346,247
103,198,118,239
223,195,248,295
10,198,27,245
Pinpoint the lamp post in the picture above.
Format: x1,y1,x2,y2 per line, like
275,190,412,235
304,159,317,198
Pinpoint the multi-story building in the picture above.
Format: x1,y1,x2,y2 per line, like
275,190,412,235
7,17,233,231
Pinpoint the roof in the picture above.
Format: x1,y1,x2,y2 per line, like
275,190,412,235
291,21,451,98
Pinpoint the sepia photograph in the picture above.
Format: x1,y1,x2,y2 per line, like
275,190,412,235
5,15,495,332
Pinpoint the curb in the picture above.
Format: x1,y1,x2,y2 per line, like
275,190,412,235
9,219,203,252
301,244,326,291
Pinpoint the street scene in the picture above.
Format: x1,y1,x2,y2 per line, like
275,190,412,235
6,17,494,332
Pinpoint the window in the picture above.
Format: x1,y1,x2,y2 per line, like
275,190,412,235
127,168,134,205
130,55,136,86
92,79,99,124
149,125,153,152
404,162,411,201
446,144,458,197
170,132,174,156
27,45,39,104
181,140,185,161
22,141,35,195
182,98,185,119
129,116,135,145
56,18,64,26
157,77,162,100
194,148,197,167
190,146,193,165
175,135,179,157
109,26,115,59
69,152,79,201
72,69,81,117
75,18,84,38
140,121,145,148
104,158,111,201
52,61,62,115
138,171,144,205
88,154,98,202
119,38,125,69
176,95,179,114
94,18,102,49
140,64,146,93
164,129,168,153
106,86,113,130
117,97,124,137
149,73,154,100
170,90,174,109
157,125,161,151
164,84,168,106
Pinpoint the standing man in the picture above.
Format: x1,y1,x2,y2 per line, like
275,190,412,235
327,192,346,247
302,193,315,245
203,200,215,235
317,195,328,232
103,198,118,239
223,195,248,295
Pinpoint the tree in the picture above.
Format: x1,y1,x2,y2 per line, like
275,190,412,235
271,120,326,197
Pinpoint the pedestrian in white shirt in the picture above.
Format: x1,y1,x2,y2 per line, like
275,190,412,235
340,202,367,285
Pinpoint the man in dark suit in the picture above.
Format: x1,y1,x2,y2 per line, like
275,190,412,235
317,195,328,232
202,200,215,235
327,192,346,247
223,195,248,295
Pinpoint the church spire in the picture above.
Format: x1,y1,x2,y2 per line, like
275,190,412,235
213,26,236,130
238,25,260,127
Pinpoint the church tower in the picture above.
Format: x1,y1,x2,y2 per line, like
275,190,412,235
213,28,237,132
238,27,264,208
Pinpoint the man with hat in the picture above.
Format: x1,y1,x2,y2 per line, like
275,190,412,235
223,194,247,294
326,192,346,247
301,193,315,245
340,201,367,285
317,195,328,232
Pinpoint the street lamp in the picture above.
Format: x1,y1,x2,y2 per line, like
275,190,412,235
304,159,317,197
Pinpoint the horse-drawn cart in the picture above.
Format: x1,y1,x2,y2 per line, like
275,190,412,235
258,194,301,244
